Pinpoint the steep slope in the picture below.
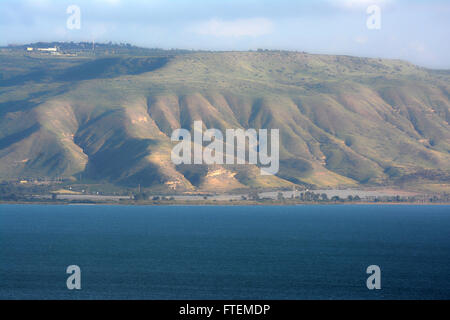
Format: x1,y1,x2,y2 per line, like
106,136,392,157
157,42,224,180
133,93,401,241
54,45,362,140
0,50,448,192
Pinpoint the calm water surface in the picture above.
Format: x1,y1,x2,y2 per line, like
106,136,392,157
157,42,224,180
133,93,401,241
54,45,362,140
0,204,449,299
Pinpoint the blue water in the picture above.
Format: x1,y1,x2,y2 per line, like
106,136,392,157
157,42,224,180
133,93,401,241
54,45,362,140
0,204,449,300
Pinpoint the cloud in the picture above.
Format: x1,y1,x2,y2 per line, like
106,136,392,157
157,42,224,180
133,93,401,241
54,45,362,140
329,0,392,10
191,18,274,37
0,0,448,68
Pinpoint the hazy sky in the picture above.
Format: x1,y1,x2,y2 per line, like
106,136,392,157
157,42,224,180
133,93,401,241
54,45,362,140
1,0,449,68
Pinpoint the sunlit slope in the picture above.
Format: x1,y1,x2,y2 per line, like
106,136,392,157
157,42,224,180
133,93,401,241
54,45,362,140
0,51,448,191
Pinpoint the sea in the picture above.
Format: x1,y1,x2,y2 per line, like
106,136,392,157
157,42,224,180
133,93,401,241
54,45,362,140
0,204,449,300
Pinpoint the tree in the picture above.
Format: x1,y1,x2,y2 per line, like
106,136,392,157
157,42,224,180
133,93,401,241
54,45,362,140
304,191,312,201
134,192,149,201
277,192,284,201
249,190,260,201
331,196,340,202
321,193,328,201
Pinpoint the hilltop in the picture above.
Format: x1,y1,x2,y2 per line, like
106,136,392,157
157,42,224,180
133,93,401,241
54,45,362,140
0,43,449,193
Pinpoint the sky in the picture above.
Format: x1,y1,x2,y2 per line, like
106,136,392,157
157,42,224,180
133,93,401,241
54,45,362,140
0,0,449,68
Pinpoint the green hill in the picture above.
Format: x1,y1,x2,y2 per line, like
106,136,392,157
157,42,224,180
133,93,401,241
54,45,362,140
0,46,449,192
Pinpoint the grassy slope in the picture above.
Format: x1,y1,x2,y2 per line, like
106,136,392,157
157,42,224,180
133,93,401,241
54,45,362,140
0,51,449,192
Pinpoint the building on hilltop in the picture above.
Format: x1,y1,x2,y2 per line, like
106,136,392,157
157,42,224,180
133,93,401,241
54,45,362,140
25,46,60,55
37,47,57,52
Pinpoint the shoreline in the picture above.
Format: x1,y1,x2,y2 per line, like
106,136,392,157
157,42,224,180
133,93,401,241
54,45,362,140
1,201,448,206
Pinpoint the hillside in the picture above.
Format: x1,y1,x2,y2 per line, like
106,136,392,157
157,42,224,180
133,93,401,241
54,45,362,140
0,45,449,192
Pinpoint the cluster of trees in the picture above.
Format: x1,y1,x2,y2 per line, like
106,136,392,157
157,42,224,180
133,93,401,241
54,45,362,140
279,191,361,202
372,195,450,203
133,193,175,201
245,190,362,202
0,182,52,201
7,42,193,57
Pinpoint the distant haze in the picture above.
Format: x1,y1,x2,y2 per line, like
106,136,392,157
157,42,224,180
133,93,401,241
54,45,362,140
0,0,449,68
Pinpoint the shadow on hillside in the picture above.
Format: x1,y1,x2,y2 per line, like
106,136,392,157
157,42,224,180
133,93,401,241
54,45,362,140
0,57,169,86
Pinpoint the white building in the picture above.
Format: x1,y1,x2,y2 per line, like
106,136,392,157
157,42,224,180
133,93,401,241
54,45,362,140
37,47,57,52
